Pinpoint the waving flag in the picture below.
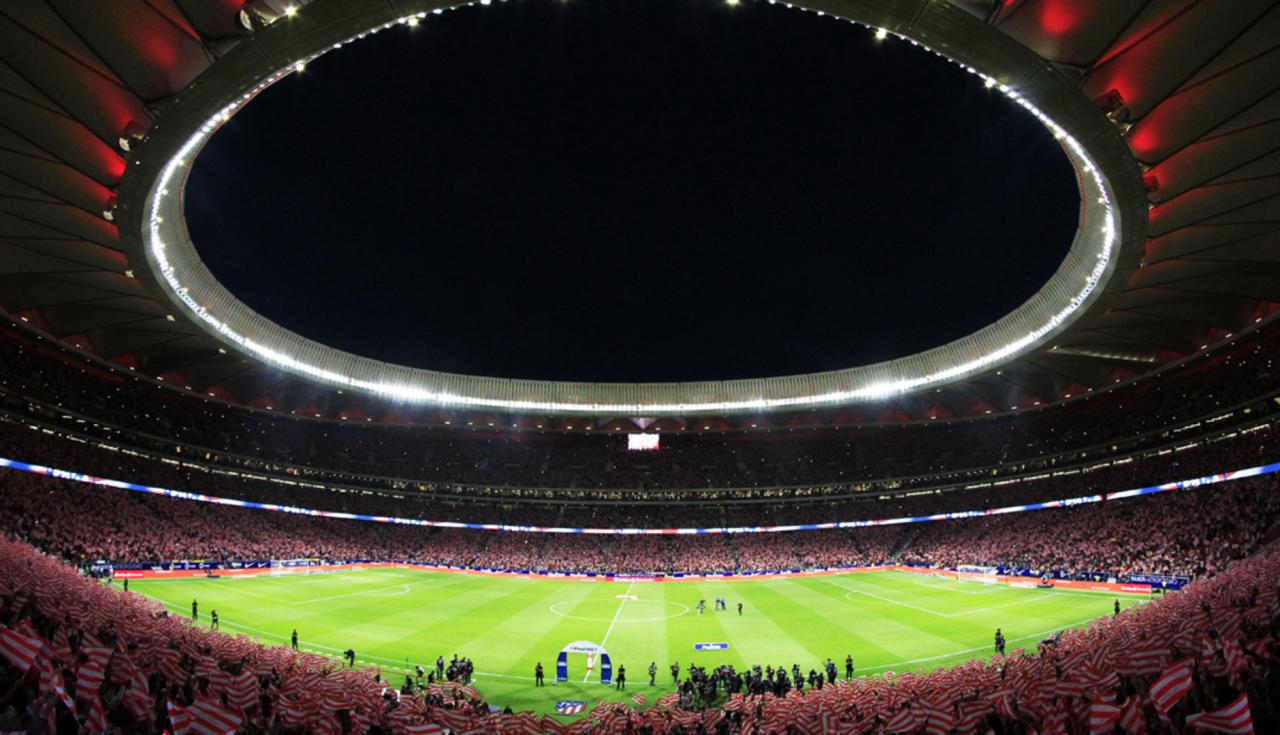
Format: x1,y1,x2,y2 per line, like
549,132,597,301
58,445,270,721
185,700,243,735
168,701,193,734
1222,638,1247,678
38,657,73,710
83,696,108,735
1089,702,1121,735
75,660,107,704
883,707,921,734
631,693,646,706
1150,659,1194,715
0,625,40,672
1185,694,1253,734
1118,697,1147,735
555,701,586,716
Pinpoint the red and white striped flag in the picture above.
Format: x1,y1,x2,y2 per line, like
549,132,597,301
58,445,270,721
882,707,920,734
168,700,193,734
76,661,106,703
227,669,258,714
1042,709,1069,735
631,693,646,706
1150,659,1194,715
1089,702,1121,735
1185,694,1253,734
1118,697,1146,735
1222,639,1247,678
83,696,108,735
0,625,40,672
38,657,73,710
1124,643,1169,676
184,699,243,735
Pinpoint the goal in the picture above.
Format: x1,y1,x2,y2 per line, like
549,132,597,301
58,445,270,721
956,565,1001,586
269,559,319,577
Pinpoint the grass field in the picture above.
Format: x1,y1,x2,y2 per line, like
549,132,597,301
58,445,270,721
128,568,1144,717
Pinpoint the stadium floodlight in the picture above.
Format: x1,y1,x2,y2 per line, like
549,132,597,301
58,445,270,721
874,27,888,40
118,121,147,152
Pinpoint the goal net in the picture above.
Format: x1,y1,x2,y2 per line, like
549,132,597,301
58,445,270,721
956,565,1000,586
269,559,318,577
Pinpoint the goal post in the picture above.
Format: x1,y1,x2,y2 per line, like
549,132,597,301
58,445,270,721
269,559,318,576
956,565,1000,586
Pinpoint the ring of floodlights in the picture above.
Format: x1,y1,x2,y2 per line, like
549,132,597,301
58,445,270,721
124,0,1140,416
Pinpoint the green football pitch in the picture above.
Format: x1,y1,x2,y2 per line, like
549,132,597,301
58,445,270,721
128,568,1145,717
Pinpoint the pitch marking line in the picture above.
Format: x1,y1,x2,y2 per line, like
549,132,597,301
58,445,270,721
832,582,950,617
585,580,634,683
858,613,1103,672
951,592,1063,616
548,599,689,623
896,574,989,595
153,600,523,680
296,581,426,604
145,596,1139,690
833,582,1063,618
202,582,292,605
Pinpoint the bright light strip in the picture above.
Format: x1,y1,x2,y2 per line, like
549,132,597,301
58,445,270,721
0,455,1272,535
142,6,1119,415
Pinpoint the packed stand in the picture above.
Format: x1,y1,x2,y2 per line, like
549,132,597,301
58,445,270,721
0,407,1274,532
3,324,1278,492
901,476,1280,580
3,530,1280,733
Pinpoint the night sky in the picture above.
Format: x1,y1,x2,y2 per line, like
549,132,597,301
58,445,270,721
186,0,1078,383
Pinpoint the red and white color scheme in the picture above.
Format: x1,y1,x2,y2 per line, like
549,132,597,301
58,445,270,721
1186,694,1254,735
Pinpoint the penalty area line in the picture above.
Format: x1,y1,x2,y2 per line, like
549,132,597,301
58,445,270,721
858,612,1106,672
831,582,950,617
147,599,544,683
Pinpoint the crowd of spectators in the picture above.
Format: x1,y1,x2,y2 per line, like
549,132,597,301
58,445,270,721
3,520,1279,734
0,406,1272,532
2,312,1280,732
3,324,1276,494
901,475,1280,580
3,462,1278,580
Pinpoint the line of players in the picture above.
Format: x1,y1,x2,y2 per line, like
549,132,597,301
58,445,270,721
533,656,858,697
695,598,741,615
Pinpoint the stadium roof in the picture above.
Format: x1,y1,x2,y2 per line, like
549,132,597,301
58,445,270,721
1,0,1278,427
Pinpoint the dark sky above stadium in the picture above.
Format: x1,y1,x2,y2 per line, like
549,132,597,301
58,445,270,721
187,0,1077,383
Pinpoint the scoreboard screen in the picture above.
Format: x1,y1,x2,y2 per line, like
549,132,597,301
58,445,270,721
627,433,660,451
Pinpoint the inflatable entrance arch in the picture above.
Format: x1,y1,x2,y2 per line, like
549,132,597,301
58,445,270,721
556,640,612,685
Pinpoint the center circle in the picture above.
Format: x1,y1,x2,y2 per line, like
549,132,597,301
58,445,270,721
549,598,690,622
185,0,1078,384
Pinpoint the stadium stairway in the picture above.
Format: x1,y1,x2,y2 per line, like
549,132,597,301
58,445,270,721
887,526,918,562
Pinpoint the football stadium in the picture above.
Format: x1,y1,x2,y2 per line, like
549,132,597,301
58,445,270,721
2,1,1280,734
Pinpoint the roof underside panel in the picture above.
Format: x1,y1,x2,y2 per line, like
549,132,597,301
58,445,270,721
0,0,1275,427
